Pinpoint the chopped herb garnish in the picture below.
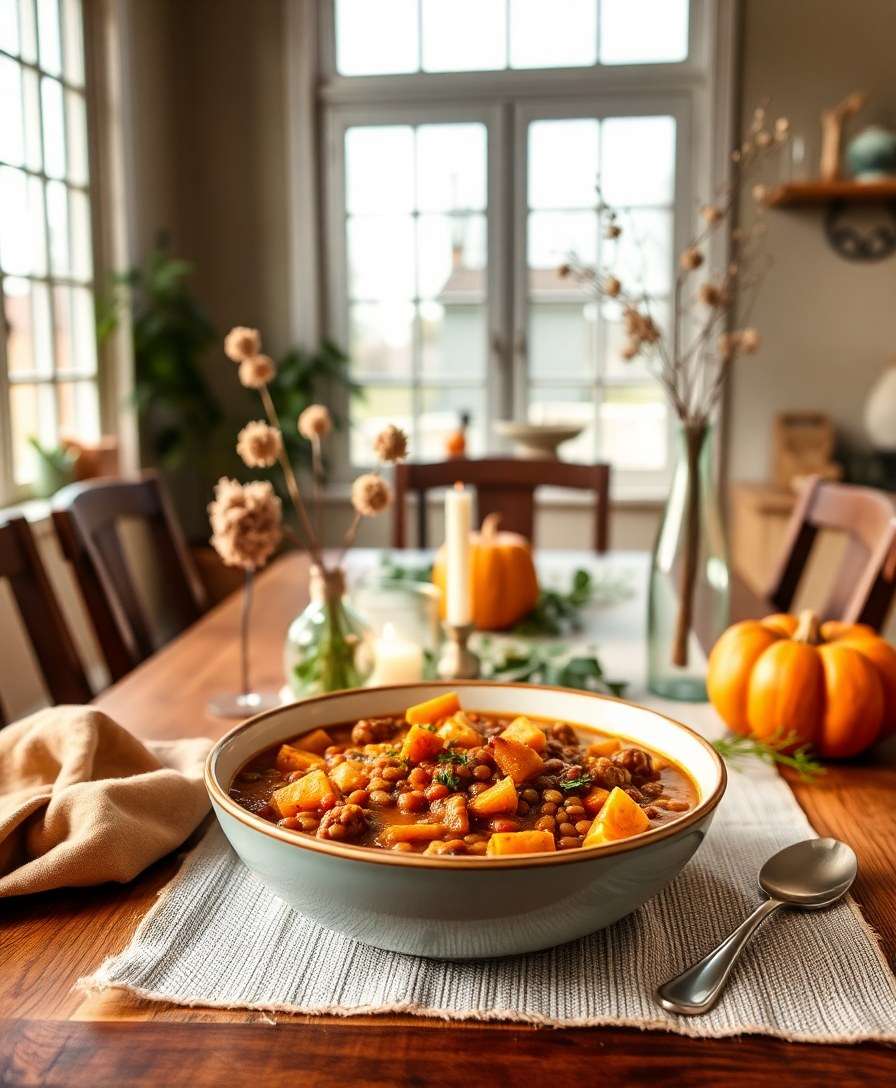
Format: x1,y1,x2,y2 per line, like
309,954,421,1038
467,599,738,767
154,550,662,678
560,775,593,792
437,749,469,765
423,724,438,733
434,768,460,790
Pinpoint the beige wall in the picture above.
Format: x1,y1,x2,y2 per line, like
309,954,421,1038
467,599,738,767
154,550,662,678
730,0,896,483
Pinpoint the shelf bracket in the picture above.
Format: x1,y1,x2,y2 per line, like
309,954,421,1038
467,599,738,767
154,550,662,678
823,199,896,261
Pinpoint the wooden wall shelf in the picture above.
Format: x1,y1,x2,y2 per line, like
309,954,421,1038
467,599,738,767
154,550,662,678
765,179,896,207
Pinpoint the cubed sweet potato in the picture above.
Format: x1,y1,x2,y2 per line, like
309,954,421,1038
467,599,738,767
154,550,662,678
329,760,369,794
486,830,556,856
582,786,650,847
297,728,335,755
406,691,460,725
380,823,445,845
499,715,547,753
430,793,469,834
437,713,481,748
272,768,339,817
469,775,518,816
400,723,445,764
275,744,325,774
586,737,621,758
491,735,544,784
582,786,610,816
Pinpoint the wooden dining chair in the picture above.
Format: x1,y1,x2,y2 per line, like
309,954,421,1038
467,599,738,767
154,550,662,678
393,458,611,552
0,517,92,724
766,475,896,629
52,473,207,682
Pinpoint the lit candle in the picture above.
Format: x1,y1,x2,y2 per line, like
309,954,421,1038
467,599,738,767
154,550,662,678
369,623,424,685
444,482,472,626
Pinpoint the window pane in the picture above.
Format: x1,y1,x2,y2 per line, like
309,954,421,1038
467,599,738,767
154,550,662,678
350,384,413,465
529,300,597,381
36,0,60,74
335,0,418,76
0,166,43,274
52,282,72,368
345,126,414,214
416,123,486,212
509,0,596,69
11,381,56,484
65,87,88,184
22,66,41,170
419,385,485,459
70,283,95,371
69,184,91,280
57,379,99,440
528,119,599,210
600,0,689,65
528,210,596,290
0,0,18,54
417,212,485,299
422,0,505,72
3,276,34,375
349,301,413,378
601,116,675,206
420,300,486,381
46,177,69,274
40,76,65,177
599,385,667,469
0,55,24,164
17,0,36,63
61,0,83,85
610,207,673,296
528,384,594,463
347,215,414,300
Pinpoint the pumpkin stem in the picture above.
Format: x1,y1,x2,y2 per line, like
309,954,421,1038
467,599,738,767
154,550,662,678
480,512,502,541
793,609,822,645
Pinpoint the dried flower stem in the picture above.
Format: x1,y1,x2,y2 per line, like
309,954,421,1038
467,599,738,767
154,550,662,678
310,434,324,541
337,511,362,568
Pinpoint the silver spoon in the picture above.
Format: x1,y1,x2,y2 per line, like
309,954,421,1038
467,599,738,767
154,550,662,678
656,837,857,1016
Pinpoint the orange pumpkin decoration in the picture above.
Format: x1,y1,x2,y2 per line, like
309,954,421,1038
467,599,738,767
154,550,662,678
432,513,539,631
707,609,896,759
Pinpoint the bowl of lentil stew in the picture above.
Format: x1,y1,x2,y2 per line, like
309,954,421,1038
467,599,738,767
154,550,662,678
207,682,725,959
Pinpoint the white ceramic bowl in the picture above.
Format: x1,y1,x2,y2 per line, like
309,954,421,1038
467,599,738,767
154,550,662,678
206,683,725,959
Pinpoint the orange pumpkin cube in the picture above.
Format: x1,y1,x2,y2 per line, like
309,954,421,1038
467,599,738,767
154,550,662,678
586,737,620,758
380,823,445,845
582,786,610,815
491,735,544,784
499,715,547,753
275,744,325,774
399,723,445,764
272,768,339,817
582,786,650,847
469,775,518,816
486,830,556,856
406,692,460,725
329,760,368,794
297,728,335,754
437,713,482,748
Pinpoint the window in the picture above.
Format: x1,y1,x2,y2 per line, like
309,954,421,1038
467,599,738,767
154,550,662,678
0,0,98,500
319,0,723,495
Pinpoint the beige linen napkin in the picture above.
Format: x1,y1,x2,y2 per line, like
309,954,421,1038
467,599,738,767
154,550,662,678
0,705,212,897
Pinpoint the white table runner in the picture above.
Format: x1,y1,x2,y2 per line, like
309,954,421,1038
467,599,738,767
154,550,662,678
81,554,896,1041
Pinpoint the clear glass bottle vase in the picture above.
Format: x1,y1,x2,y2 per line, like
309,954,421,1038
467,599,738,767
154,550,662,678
284,565,375,698
647,422,729,701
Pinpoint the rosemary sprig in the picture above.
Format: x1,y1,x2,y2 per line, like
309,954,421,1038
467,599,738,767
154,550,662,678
712,731,826,783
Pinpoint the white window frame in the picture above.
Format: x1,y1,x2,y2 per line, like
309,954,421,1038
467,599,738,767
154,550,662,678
293,0,737,498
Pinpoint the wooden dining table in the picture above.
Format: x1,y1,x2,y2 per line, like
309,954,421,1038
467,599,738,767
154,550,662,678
2,550,895,1086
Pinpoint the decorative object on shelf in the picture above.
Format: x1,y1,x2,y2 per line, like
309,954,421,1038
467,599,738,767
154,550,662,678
847,124,896,182
819,91,866,181
772,412,841,488
432,511,539,632
493,420,584,460
707,609,896,759
63,435,119,481
219,325,405,700
561,103,789,698
26,436,76,498
206,477,284,718
444,409,470,459
864,357,896,451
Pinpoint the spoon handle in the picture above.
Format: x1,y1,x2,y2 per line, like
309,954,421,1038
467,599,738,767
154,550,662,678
655,897,783,1015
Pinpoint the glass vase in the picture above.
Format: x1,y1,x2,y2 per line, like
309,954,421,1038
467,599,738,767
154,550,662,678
284,566,375,698
647,422,729,701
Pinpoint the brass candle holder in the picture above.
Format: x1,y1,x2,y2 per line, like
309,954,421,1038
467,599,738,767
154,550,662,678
436,622,480,680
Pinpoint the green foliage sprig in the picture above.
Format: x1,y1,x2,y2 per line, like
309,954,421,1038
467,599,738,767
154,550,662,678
712,731,826,782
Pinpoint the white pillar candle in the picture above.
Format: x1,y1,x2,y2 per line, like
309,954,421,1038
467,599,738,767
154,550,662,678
369,623,424,685
444,482,473,626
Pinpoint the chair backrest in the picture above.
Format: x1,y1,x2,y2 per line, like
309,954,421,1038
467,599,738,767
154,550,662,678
0,517,92,724
52,473,207,681
767,475,896,628
393,458,611,552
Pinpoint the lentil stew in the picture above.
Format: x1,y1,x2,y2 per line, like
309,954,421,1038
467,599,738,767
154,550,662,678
229,692,698,857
